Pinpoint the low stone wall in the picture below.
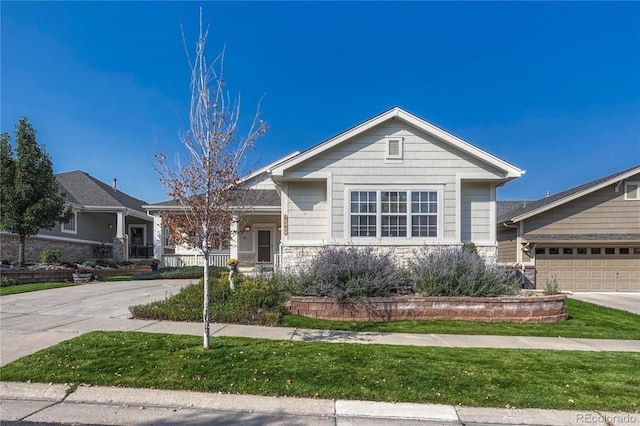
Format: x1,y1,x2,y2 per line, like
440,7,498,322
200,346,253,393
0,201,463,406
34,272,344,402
0,234,95,263
1,265,152,284
287,294,568,323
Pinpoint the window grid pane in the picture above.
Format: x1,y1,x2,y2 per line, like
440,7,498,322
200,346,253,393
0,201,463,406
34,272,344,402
411,216,437,237
63,214,76,232
350,191,377,237
382,216,407,237
411,191,437,237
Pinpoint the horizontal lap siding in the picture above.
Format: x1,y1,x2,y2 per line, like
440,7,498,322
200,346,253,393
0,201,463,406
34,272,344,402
461,183,492,243
497,226,518,264
287,181,327,240
288,122,502,242
524,175,640,235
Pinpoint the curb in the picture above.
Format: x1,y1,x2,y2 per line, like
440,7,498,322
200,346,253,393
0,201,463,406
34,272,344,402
3,382,639,425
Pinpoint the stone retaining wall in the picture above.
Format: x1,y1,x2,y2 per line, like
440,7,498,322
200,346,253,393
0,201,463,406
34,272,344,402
0,234,95,263
1,265,152,284
287,294,568,323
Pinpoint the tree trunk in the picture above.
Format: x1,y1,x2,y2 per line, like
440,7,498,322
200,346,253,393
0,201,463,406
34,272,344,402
202,248,210,349
18,234,26,266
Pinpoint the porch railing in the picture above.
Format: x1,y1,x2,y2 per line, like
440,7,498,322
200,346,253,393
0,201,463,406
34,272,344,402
162,254,230,268
129,244,153,259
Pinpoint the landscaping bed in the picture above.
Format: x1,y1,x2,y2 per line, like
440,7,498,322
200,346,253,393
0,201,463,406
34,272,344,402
287,294,568,323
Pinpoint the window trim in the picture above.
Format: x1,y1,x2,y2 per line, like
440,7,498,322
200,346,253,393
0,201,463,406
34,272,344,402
61,211,77,234
347,186,443,240
163,227,172,248
625,181,640,200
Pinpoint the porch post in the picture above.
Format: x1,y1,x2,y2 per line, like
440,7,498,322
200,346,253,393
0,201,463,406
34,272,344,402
230,215,239,261
112,210,129,261
152,213,163,263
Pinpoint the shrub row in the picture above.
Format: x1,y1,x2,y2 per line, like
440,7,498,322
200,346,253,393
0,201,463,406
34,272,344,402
273,245,521,300
129,273,286,325
131,266,226,280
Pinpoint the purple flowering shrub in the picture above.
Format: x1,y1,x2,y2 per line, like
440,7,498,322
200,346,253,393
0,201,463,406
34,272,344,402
409,246,520,297
295,246,408,300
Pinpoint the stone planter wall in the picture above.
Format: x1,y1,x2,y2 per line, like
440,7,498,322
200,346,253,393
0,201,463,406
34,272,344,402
287,294,568,323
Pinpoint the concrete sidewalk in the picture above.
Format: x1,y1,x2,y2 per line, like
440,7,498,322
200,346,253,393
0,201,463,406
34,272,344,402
2,382,638,426
2,318,639,367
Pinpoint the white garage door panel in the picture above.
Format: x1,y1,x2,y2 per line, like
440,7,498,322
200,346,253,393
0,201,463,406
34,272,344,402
536,247,640,292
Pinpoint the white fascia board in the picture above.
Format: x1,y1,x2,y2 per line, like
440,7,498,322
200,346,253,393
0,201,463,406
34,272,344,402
510,167,640,222
143,204,186,212
82,206,152,221
394,109,524,179
239,151,301,183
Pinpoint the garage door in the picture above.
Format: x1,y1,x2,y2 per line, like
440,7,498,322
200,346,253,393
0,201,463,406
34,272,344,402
535,246,640,292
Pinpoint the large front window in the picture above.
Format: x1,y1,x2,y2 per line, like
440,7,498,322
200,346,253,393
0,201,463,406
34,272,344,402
350,190,439,238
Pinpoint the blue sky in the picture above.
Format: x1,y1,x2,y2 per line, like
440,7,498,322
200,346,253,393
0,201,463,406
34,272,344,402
2,1,639,203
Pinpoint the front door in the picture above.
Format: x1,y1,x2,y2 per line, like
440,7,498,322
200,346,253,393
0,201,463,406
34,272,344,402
257,230,272,263
130,226,145,246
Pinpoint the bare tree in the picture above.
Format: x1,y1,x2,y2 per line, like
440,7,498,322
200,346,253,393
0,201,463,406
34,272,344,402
154,9,267,349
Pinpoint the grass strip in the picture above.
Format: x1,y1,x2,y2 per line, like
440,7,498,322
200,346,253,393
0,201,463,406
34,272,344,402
98,275,134,282
1,331,638,412
0,282,78,296
281,299,640,340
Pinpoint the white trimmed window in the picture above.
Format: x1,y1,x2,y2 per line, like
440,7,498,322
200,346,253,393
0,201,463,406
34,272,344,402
163,227,172,248
411,191,438,237
625,182,640,200
385,137,403,160
350,189,439,238
350,191,377,237
62,211,77,234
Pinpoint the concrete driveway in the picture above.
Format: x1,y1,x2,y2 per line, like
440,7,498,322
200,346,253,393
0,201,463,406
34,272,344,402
0,279,196,366
568,292,640,315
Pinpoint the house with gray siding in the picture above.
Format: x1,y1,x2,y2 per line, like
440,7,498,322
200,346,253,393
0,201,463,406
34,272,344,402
146,107,524,270
497,165,640,291
0,171,154,263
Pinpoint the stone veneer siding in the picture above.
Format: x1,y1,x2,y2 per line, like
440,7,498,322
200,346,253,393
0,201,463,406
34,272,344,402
287,294,568,323
279,243,498,270
0,234,95,263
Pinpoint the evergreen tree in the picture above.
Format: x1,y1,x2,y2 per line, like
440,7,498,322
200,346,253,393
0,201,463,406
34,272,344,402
0,117,70,265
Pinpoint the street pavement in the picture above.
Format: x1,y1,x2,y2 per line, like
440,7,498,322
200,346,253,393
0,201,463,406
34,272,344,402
1,279,639,425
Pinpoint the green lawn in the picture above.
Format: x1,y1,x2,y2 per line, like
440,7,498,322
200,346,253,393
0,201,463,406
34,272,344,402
0,331,637,412
0,282,78,296
282,299,640,340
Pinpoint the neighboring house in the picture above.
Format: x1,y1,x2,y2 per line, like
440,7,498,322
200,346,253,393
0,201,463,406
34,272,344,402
146,107,524,269
497,165,640,292
0,170,154,263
